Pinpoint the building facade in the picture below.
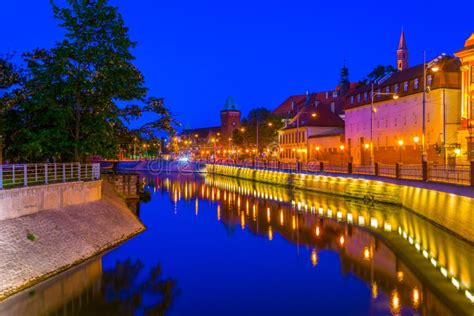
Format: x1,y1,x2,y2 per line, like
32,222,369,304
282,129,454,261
181,97,241,158
454,32,474,161
344,32,463,165
275,66,353,163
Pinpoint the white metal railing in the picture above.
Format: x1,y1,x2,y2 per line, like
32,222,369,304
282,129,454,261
0,163,100,189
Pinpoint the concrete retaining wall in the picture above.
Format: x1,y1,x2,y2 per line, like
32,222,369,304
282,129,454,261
0,181,145,300
0,181,101,221
207,165,474,242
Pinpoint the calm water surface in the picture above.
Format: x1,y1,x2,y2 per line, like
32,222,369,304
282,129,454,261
1,173,473,316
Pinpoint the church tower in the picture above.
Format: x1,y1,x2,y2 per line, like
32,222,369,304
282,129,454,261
339,62,350,93
397,30,409,71
220,96,241,140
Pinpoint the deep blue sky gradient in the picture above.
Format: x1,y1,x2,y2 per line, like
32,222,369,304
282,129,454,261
1,0,473,129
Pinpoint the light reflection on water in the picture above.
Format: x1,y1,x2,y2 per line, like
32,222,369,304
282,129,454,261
0,173,472,316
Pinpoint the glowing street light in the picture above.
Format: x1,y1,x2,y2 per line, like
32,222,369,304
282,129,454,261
398,139,404,163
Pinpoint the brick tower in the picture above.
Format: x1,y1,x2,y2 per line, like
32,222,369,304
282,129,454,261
397,30,409,71
220,96,241,140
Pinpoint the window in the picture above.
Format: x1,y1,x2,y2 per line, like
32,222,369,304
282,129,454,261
403,81,408,92
394,84,399,94
377,88,381,98
350,96,354,104
471,66,474,83
414,78,419,89
357,94,361,103
325,92,329,99
363,92,368,101
385,86,390,93
332,91,338,98
331,102,335,113
427,75,433,86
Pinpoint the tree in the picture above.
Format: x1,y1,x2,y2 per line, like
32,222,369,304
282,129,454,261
359,65,397,85
232,107,283,153
0,56,24,163
3,0,175,162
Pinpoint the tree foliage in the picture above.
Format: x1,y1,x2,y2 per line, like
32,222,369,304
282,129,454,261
359,65,397,85
232,107,283,151
1,0,176,162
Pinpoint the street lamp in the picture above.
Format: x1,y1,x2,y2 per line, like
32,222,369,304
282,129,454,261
339,144,345,166
422,51,441,163
398,139,404,163
369,83,399,166
287,104,317,163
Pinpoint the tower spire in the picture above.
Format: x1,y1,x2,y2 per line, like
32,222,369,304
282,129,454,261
339,60,350,93
397,30,408,71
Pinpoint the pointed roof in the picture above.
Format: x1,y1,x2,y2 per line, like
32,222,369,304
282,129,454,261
398,30,407,50
222,96,239,111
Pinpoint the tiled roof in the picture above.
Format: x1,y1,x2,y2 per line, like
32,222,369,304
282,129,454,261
345,55,461,110
281,95,345,130
272,95,306,116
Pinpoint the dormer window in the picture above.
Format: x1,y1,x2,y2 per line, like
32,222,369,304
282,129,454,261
403,81,408,92
414,78,419,89
427,75,433,86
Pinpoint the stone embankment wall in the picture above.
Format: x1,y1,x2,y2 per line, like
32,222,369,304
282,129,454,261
0,181,101,221
207,165,474,242
0,181,145,300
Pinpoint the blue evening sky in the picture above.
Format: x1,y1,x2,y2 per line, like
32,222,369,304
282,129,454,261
1,1,473,130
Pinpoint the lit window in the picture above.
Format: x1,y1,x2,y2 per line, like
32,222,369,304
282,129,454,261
414,78,419,89
332,91,338,98
385,86,390,93
357,94,361,103
403,81,408,92
363,92,368,101
350,96,354,104
377,88,381,98
427,75,433,86
394,84,399,94
325,92,329,99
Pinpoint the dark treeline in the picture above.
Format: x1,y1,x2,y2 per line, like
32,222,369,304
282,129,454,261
0,0,177,163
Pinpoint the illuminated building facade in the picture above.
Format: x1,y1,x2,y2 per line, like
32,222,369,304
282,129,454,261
455,32,474,161
274,66,354,163
344,32,463,165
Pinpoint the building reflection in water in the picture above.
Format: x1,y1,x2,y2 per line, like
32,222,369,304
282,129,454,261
139,173,473,316
0,257,178,316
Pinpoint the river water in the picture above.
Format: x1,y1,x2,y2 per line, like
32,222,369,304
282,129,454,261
0,173,472,315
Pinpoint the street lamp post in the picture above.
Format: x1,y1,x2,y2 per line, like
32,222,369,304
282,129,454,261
370,83,399,166
339,144,345,166
421,51,441,163
398,140,404,163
